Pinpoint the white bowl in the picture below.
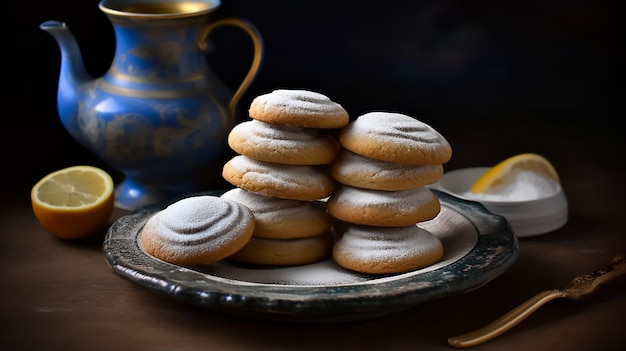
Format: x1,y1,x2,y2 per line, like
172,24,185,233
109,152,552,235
430,167,568,237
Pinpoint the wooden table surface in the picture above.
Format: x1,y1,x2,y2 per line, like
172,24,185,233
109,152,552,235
2,120,624,351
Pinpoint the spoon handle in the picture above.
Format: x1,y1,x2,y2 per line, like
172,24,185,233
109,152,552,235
448,254,626,348
448,289,566,348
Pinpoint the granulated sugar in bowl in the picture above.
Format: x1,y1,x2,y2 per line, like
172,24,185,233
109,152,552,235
430,167,568,237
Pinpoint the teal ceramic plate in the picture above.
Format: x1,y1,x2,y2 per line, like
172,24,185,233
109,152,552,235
103,190,518,323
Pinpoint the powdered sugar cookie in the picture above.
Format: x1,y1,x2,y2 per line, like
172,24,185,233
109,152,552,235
222,155,334,201
248,89,349,128
140,195,254,265
330,149,444,191
221,188,332,239
326,185,441,227
332,224,443,274
228,120,339,165
339,112,452,165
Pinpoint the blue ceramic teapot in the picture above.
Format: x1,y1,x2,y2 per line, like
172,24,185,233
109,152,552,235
41,0,263,210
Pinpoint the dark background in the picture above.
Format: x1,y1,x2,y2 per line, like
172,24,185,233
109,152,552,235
8,0,621,196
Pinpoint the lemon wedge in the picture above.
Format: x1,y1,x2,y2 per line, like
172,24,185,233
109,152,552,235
31,165,115,239
470,153,560,194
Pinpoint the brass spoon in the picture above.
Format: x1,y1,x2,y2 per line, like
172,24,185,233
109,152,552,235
448,254,626,348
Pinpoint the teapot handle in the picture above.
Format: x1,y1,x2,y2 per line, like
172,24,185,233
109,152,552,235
199,18,264,119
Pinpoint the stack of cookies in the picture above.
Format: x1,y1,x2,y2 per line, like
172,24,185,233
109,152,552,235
221,89,350,266
327,112,452,274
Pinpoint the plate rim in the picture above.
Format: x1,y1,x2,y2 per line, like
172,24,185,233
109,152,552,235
103,190,519,322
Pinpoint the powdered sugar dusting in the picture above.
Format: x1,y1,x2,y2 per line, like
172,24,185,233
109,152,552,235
341,112,451,163
148,195,253,251
229,120,337,164
228,155,332,191
232,119,320,143
333,149,442,183
248,89,349,128
333,185,437,212
466,171,559,201
221,188,326,222
352,112,444,143
252,89,347,116
334,225,442,262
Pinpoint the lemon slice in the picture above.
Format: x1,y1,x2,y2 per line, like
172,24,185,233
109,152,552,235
31,165,115,239
470,153,560,194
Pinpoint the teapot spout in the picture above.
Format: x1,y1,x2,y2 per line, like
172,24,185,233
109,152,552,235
40,20,93,133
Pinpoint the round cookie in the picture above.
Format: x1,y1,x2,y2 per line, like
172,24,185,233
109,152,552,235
330,149,444,191
326,185,441,227
228,232,333,266
332,224,444,274
221,188,332,239
339,112,452,165
248,89,349,129
228,119,339,165
222,155,334,201
140,195,254,265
